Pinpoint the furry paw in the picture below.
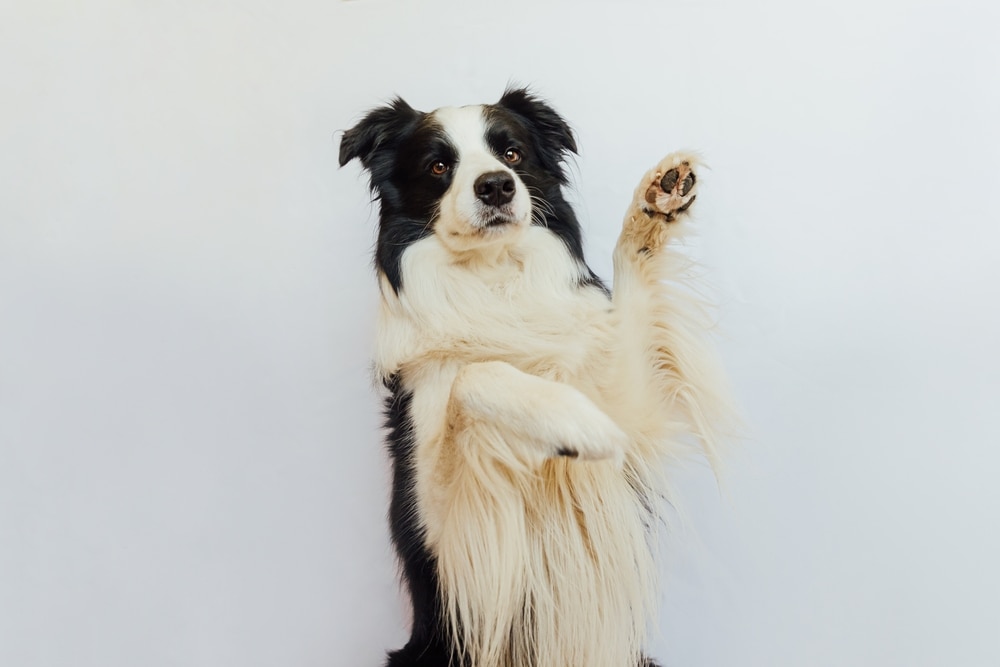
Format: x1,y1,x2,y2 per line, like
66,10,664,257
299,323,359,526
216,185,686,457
548,394,628,467
641,153,699,222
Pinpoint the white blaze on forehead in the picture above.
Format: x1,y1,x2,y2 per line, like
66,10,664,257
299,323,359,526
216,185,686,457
431,105,491,158
430,104,531,253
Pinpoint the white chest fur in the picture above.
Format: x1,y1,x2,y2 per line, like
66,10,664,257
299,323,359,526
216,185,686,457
375,226,615,387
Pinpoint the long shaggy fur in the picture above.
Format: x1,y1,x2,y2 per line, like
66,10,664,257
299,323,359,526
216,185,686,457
340,88,731,667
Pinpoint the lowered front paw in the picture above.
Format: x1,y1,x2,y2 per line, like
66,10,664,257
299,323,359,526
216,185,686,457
547,394,628,467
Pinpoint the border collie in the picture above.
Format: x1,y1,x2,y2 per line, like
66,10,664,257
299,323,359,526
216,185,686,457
339,88,731,667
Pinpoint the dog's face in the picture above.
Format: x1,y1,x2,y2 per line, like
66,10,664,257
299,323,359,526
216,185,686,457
339,88,579,291
428,105,533,251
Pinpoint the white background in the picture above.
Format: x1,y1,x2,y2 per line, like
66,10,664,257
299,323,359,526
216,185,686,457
2,1,999,666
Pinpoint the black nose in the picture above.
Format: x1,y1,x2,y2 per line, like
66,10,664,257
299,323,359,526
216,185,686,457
474,171,516,207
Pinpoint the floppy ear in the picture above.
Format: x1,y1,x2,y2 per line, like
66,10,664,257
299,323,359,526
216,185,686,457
496,87,578,155
338,97,419,169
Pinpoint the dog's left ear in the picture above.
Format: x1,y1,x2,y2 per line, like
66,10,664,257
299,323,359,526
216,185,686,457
496,87,578,156
339,97,420,169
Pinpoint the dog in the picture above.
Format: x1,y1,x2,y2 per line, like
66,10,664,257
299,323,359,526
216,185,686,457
339,88,731,667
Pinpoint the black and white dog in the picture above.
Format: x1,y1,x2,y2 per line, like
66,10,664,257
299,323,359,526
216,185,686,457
339,88,730,667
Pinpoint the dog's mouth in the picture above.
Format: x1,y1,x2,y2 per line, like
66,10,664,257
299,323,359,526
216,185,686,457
476,210,522,232
484,215,513,228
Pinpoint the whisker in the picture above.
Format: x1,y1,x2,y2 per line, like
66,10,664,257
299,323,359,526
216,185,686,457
521,182,559,229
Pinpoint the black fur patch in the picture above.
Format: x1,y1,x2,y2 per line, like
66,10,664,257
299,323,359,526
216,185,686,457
381,374,459,666
339,102,453,291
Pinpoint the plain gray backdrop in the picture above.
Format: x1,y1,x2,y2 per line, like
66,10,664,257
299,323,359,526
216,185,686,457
2,1,999,665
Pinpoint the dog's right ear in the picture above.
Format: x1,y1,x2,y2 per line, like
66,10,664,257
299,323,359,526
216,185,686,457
496,86,577,156
338,98,420,169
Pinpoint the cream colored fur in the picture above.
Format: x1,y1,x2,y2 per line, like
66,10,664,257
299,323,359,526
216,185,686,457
374,149,731,667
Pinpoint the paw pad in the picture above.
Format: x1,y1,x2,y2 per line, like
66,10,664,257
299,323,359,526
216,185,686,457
660,168,695,197
642,157,699,221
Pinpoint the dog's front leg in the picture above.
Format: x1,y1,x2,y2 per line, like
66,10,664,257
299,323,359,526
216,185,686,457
413,361,629,666
446,360,627,469
414,359,628,544
616,152,699,259
608,154,722,450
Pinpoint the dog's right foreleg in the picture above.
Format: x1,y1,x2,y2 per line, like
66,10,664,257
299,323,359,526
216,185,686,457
446,360,627,468
409,360,629,667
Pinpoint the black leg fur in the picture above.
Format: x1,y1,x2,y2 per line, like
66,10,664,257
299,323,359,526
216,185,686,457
382,376,463,666
384,640,454,667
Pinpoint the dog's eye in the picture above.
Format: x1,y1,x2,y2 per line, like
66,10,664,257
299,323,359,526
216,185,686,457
429,160,450,175
503,148,522,164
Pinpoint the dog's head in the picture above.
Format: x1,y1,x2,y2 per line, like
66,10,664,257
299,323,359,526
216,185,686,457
339,88,581,292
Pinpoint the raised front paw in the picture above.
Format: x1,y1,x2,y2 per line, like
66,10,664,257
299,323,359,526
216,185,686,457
641,152,699,222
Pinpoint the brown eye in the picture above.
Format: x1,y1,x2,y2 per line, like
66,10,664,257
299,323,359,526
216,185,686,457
503,148,521,164
429,161,449,175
